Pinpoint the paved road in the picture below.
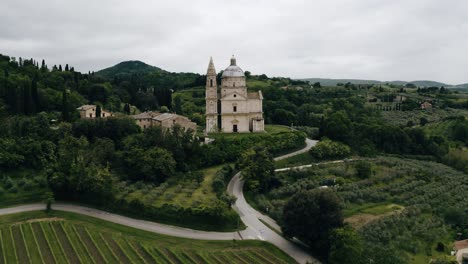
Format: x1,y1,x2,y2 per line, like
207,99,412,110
275,159,356,172
228,137,320,264
0,203,241,240
274,138,318,161
0,137,319,263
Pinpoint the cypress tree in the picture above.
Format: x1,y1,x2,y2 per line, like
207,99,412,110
23,81,33,115
31,76,40,112
65,64,69,71
124,103,130,114
58,65,62,71
61,89,69,121
96,104,102,118
41,59,46,71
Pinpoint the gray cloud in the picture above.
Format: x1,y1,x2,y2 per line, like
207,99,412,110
1,0,467,83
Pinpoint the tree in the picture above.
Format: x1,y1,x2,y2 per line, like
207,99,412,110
328,226,364,264
31,76,40,112
61,89,70,121
123,146,176,183
41,59,47,71
420,117,428,126
173,95,182,114
281,189,344,257
313,82,321,88
355,161,372,179
123,103,131,114
95,104,102,118
237,146,274,192
45,192,54,213
309,139,351,160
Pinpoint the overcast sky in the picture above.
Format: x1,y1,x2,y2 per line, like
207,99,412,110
2,0,468,84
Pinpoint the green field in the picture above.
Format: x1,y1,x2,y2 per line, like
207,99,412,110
274,152,316,169
0,210,295,264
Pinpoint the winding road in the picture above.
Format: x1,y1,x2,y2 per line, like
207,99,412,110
0,137,319,264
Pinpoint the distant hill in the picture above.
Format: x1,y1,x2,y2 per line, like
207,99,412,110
300,78,465,88
96,60,164,78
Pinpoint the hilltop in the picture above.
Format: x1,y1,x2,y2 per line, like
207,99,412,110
96,60,164,78
301,77,468,88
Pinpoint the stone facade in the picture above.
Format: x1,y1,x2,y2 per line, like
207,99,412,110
205,56,264,133
77,105,114,119
132,112,197,133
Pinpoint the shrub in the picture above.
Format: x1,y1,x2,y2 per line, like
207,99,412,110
8,185,18,193
23,180,35,191
17,177,26,187
4,176,14,189
309,139,351,160
355,161,372,179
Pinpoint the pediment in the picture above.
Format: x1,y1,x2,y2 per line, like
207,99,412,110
222,91,246,100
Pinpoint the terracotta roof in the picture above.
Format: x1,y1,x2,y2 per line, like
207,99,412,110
77,105,95,111
131,111,161,119
153,113,191,122
455,240,468,250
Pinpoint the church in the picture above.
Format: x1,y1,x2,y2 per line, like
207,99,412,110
205,56,264,133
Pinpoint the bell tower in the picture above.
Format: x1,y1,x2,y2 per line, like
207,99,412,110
205,57,218,133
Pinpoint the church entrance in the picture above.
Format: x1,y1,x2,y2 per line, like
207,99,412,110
233,125,238,132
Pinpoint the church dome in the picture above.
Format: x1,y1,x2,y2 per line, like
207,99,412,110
222,56,244,78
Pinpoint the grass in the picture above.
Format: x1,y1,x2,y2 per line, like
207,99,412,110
275,152,316,169
344,203,404,217
151,165,221,208
0,210,296,264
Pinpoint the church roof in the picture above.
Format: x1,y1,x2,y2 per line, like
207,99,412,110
248,91,263,100
222,56,244,78
207,56,216,75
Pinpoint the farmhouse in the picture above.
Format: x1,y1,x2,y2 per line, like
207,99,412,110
205,56,264,133
132,111,197,132
77,105,114,118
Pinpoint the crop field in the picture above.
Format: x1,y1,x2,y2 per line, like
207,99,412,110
0,210,294,264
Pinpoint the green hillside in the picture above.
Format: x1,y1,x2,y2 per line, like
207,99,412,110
300,78,458,88
96,60,164,78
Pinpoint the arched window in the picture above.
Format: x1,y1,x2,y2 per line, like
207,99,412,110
233,103,237,112
210,79,213,87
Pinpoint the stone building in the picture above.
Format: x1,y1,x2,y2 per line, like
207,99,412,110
132,112,197,132
77,105,114,118
205,56,264,133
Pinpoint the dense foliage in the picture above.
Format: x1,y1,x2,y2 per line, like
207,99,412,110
237,147,275,192
281,189,344,258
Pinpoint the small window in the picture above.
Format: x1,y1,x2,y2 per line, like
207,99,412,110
233,106,237,112
210,79,213,87
89,114,92,118
143,125,146,129
234,94,237,98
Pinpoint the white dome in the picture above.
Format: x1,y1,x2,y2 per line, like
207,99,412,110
222,56,244,78
222,65,244,77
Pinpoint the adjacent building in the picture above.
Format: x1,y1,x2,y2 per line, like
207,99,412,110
205,56,264,133
77,105,114,118
132,112,197,132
